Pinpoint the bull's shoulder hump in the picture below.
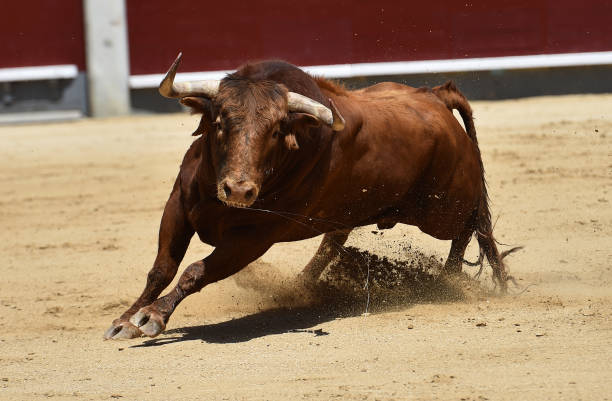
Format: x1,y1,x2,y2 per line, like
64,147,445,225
356,82,417,94
353,83,444,108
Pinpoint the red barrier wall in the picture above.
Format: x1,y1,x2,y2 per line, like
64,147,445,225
1,1,610,75
0,1,86,69
126,0,612,74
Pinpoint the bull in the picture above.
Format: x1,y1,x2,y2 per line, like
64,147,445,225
104,53,514,339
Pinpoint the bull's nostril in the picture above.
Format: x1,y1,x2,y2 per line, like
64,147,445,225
244,189,254,200
223,183,232,198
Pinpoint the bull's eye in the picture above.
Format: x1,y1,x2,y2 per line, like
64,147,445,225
272,131,279,139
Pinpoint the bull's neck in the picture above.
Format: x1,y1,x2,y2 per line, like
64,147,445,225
259,127,332,202
263,92,355,207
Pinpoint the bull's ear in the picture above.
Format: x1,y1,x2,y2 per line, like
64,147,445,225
284,112,320,130
280,112,320,149
180,97,214,136
281,113,321,150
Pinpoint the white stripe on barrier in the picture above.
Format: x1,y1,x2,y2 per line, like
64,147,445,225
0,65,78,82
0,110,82,125
129,51,612,89
130,69,233,89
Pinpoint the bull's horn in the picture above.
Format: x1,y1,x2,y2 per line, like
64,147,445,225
287,92,345,131
159,53,220,99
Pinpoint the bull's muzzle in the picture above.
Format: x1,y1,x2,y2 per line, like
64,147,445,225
217,178,259,207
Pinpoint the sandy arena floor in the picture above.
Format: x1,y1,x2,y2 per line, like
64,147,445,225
0,94,610,400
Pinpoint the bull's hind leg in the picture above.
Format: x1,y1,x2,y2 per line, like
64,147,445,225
297,229,351,284
129,237,273,337
443,227,473,274
104,187,194,340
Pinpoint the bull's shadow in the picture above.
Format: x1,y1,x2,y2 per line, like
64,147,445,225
132,246,489,347
134,304,353,347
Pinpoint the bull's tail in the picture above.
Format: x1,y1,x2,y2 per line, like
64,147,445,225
432,81,521,289
432,81,478,144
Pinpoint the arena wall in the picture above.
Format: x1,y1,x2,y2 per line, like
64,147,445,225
1,0,611,119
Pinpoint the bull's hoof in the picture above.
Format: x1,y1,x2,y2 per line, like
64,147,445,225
129,306,166,337
103,320,142,340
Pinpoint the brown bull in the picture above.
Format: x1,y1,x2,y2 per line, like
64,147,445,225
104,53,513,340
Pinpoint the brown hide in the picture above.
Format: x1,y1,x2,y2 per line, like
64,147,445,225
104,59,514,340
180,63,480,241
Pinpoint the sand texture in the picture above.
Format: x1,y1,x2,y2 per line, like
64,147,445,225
0,94,610,400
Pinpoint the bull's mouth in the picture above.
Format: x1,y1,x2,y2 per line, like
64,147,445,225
219,199,252,209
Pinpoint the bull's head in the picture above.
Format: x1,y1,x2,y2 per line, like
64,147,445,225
159,53,345,208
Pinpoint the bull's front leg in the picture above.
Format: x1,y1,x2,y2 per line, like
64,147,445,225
103,187,194,340
129,236,273,338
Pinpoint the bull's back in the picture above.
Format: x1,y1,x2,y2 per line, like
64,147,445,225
346,84,474,185
323,82,483,237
